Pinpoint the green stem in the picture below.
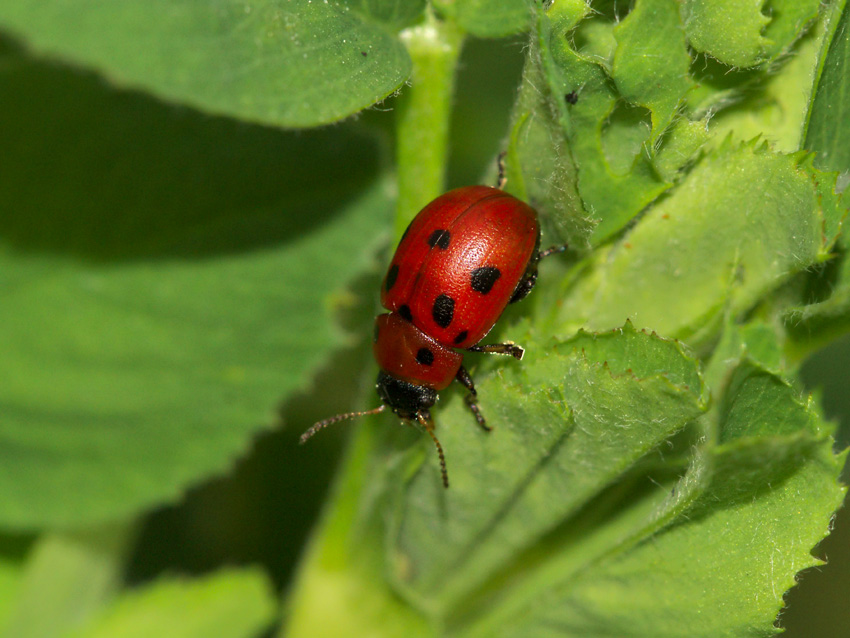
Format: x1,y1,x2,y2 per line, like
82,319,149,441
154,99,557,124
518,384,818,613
395,12,465,240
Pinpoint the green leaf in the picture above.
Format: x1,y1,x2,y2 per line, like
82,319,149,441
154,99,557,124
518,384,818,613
806,0,850,173
458,363,845,638
346,0,427,30
785,246,850,352
0,0,411,127
718,361,827,442
681,0,820,69
783,1,850,351
0,53,391,528
0,561,20,635
71,568,276,638
558,140,844,345
390,325,707,612
506,9,590,248
2,529,130,638
534,2,672,243
612,0,694,142
652,116,710,182
762,0,822,60
680,0,770,68
705,317,785,391
434,0,531,38
0,537,28,635
486,445,844,637
700,21,824,155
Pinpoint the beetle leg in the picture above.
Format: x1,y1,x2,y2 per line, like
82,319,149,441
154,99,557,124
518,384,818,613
509,243,569,304
538,244,569,260
416,411,449,488
466,342,525,360
455,366,492,432
508,268,538,304
496,151,507,190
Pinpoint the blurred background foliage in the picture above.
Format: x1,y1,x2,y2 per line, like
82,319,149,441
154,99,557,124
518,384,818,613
1,1,848,636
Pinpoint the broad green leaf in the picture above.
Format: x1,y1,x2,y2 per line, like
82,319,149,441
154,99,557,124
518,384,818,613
391,325,707,610
806,0,850,173
706,317,785,391
703,23,824,154
0,536,28,635
535,2,672,243
506,6,590,248
784,0,850,350
681,0,819,69
347,0,427,30
0,51,391,528
558,140,844,345
612,0,694,142
680,0,770,68
459,363,845,638
484,442,844,638
762,0,822,60
434,0,531,38
0,562,19,634
684,0,825,153
72,568,276,638
0,0,411,127
2,529,130,638
652,116,709,182
718,361,827,442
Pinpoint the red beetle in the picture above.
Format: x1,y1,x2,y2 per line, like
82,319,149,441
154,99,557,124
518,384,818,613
301,183,565,488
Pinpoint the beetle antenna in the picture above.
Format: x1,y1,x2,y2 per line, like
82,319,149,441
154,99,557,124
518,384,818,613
417,412,449,488
300,405,386,444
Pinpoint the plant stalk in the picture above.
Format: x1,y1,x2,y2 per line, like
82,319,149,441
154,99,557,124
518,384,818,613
395,13,465,240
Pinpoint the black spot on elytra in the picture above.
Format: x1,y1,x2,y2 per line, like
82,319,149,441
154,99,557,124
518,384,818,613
471,266,502,294
385,264,399,292
453,330,468,345
399,304,413,322
432,294,455,328
427,229,451,249
416,348,434,366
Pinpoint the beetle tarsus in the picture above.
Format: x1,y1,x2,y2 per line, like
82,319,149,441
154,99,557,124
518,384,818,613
496,151,508,190
467,342,525,360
